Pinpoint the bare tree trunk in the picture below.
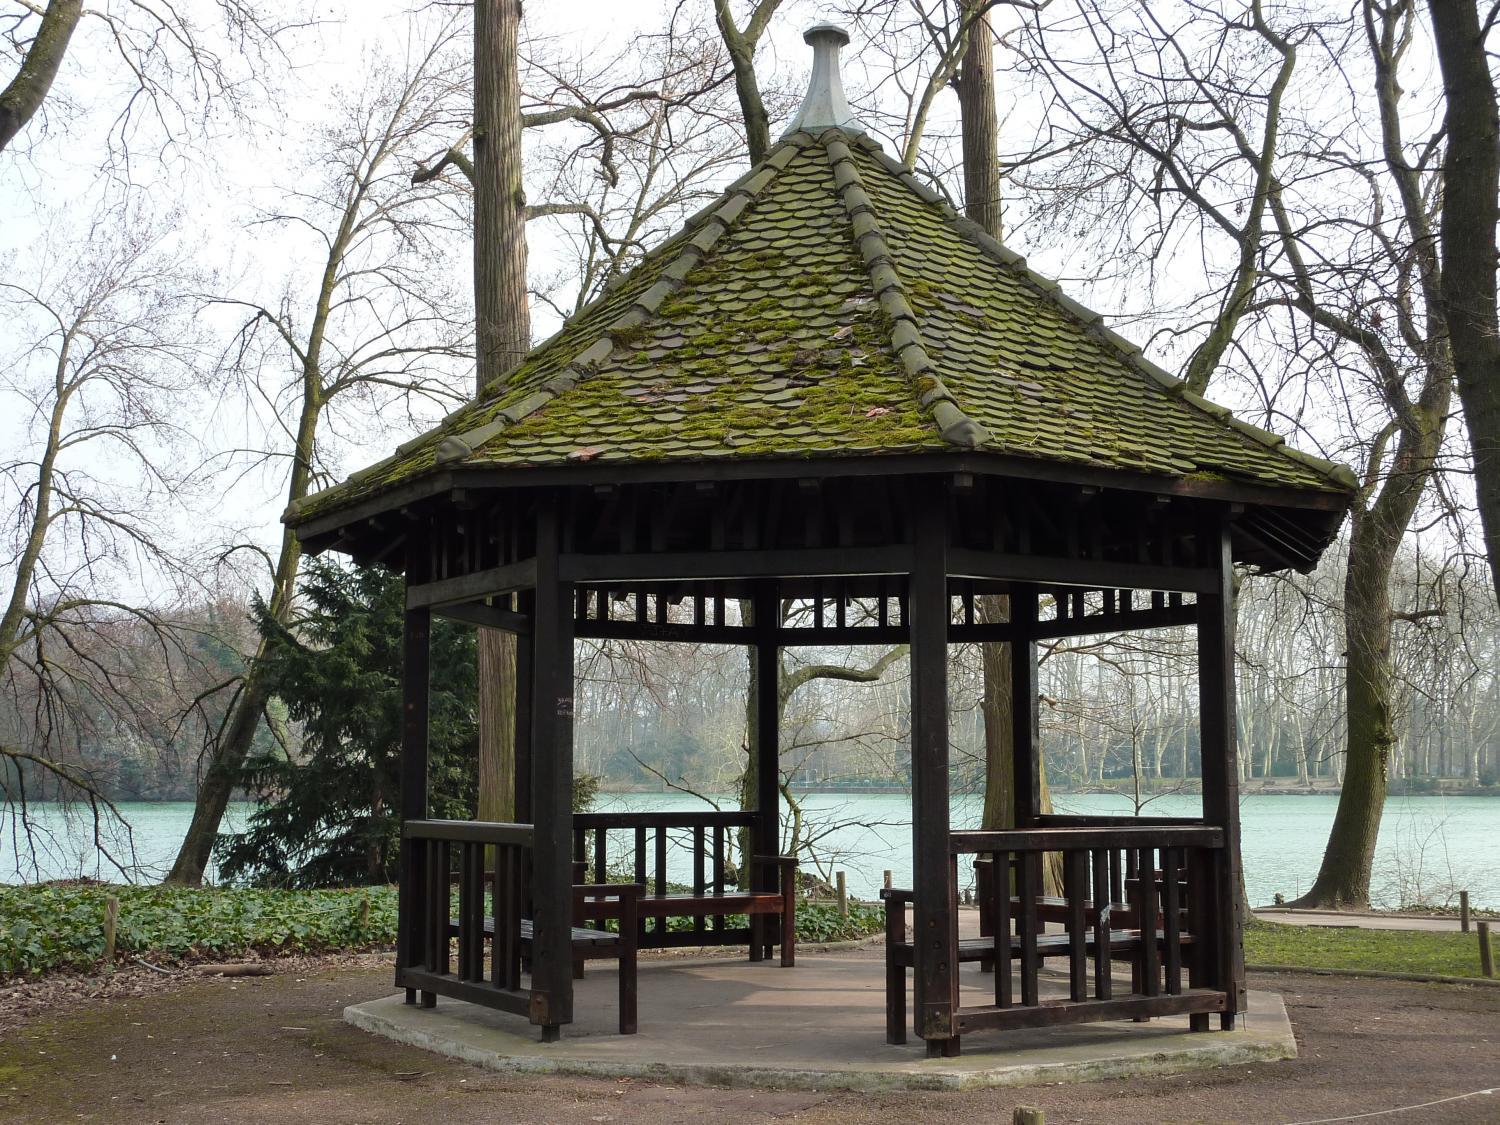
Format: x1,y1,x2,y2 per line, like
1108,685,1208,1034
1293,515,1397,906
958,14,1061,890
166,534,301,883
0,0,82,153
474,0,530,823
963,9,1019,839
1428,2,1500,614
713,0,781,165
979,596,1014,830
1293,423,1444,906
168,415,312,884
956,1,1001,242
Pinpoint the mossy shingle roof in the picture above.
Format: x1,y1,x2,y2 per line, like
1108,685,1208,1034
290,128,1354,525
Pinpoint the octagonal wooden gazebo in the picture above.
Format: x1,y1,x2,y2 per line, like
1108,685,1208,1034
285,26,1352,1057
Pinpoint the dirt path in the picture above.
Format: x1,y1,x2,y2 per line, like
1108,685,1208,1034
2,960,1497,1124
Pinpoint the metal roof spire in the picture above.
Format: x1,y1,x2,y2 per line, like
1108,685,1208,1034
784,24,861,135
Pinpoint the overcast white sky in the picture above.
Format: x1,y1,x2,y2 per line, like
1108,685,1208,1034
1,0,997,604
6,0,1453,611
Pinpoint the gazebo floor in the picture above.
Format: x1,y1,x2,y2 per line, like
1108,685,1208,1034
345,950,1295,1092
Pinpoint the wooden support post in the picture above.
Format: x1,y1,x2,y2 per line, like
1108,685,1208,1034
1460,890,1471,933
529,501,575,1036
751,579,781,959
1480,922,1495,978
910,479,957,1048
1010,586,1041,827
513,594,535,825
103,896,118,969
1197,512,1246,1026
836,870,848,917
396,571,431,1001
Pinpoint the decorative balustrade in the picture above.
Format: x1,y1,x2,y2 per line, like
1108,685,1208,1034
884,822,1231,1043
397,819,534,1015
571,810,795,960
950,824,1229,1032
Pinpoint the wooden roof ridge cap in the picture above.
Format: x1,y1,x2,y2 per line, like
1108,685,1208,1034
884,161,1359,495
428,140,805,467
817,129,990,451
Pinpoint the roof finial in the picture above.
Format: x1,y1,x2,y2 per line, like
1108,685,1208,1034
784,24,860,136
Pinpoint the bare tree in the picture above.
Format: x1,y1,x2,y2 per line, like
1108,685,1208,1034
403,6,745,827
0,205,209,876
165,20,473,883
1001,0,1455,907
1427,3,1500,616
0,0,81,152
0,0,301,160
714,0,786,164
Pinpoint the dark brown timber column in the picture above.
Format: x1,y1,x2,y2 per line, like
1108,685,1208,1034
752,580,781,959
397,587,431,1005
910,478,958,1055
529,501,575,1039
1009,585,1041,826
1197,511,1246,1028
513,595,534,825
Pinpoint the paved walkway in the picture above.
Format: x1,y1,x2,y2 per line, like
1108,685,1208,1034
347,954,1295,1092
1251,908,1472,932
956,902,1474,937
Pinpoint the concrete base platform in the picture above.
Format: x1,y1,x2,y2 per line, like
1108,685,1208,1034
345,955,1295,1092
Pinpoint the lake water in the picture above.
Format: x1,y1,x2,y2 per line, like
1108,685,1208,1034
3,792,1496,909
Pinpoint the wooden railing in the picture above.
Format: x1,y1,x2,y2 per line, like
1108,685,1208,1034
950,824,1228,1033
397,819,533,1015
574,810,752,889
571,810,795,959
573,810,753,941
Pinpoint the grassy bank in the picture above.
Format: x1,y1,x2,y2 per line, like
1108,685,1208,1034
0,883,882,978
1245,918,1495,979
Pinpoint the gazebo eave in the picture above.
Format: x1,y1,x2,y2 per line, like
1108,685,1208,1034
291,449,1349,575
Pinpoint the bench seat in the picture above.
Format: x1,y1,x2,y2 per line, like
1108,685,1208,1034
885,928,1196,968
452,881,642,1035
572,855,798,966
881,883,1204,1046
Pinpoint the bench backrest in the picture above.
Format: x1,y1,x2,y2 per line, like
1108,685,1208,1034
573,810,754,896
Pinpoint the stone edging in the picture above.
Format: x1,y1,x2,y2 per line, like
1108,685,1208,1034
1249,963,1500,988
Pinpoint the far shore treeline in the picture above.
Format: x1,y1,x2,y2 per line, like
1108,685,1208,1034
3,551,1495,810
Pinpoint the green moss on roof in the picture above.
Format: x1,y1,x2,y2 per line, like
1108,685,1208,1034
291,129,1354,525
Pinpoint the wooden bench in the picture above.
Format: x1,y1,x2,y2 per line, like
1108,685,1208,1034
572,812,798,966
880,887,1194,1044
880,827,1229,1053
456,881,643,1034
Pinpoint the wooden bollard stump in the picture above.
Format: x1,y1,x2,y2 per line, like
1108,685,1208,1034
836,871,847,918
1460,890,1471,933
103,896,119,970
1479,921,1495,979
1013,1107,1045,1125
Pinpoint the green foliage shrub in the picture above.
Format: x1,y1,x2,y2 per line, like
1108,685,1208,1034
0,883,883,978
216,558,479,888
0,883,398,977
